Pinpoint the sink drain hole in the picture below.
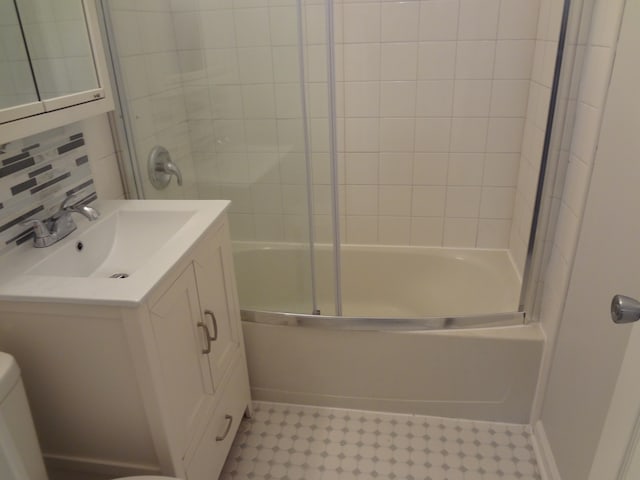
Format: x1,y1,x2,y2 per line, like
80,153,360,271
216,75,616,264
109,273,129,279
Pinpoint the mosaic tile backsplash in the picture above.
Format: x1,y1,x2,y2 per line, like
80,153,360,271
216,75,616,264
0,123,96,255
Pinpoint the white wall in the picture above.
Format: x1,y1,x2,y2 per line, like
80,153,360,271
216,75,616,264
531,0,627,478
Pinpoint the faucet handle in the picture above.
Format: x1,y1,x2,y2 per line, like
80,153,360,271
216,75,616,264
20,219,50,239
60,192,80,210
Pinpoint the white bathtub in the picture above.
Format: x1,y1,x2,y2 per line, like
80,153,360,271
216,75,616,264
233,242,521,317
232,242,541,423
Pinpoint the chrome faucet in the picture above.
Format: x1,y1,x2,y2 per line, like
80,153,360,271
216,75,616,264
21,194,100,248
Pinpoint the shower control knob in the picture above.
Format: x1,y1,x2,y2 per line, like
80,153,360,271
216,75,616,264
611,295,640,324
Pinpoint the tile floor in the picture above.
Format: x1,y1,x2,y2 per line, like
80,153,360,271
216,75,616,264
220,401,541,480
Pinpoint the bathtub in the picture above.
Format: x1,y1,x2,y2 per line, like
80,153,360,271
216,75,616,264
233,242,542,424
233,242,522,317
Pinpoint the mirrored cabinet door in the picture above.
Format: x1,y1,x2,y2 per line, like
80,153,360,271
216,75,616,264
0,0,44,122
16,0,99,101
0,0,109,129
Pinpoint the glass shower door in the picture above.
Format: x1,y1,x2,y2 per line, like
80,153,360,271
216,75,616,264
103,0,326,315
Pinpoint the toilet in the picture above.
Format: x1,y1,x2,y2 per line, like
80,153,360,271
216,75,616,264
0,352,179,480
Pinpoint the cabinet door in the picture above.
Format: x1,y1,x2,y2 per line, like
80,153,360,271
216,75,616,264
193,222,240,388
148,265,215,455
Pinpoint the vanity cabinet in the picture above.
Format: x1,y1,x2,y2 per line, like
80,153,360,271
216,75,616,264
0,214,251,480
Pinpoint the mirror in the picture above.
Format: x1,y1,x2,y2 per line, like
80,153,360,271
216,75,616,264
15,0,99,100
0,1,39,110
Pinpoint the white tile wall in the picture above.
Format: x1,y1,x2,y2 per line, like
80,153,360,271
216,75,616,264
108,0,549,251
333,0,541,248
109,0,199,203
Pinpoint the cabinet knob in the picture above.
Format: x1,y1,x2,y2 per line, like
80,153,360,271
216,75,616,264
204,310,218,341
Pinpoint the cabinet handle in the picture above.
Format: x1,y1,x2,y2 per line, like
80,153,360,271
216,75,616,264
197,322,212,354
216,414,233,441
204,309,218,341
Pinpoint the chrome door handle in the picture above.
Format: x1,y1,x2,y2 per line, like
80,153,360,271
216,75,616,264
204,309,218,341
216,414,233,441
611,295,640,324
197,321,212,354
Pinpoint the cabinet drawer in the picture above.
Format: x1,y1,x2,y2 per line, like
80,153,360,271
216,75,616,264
185,356,251,480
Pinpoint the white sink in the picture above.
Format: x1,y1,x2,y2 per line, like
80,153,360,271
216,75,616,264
0,200,230,306
27,210,195,278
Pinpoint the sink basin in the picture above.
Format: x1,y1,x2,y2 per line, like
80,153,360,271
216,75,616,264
0,200,230,306
27,210,195,278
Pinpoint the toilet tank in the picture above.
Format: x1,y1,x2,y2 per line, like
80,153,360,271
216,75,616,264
0,352,48,480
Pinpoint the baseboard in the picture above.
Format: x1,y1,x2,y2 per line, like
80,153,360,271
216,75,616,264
532,420,562,480
44,453,161,480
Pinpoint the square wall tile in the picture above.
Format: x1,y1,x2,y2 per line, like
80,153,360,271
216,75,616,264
479,186,515,218
412,186,446,216
410,216,444,246
345,153,379,185
418,41,456,79
344,44,381,81
379,216,411,244
241,84,275,118
381,44,419,80
453,80,492,117
450,118,488,153
379,153,413,184
380,82,417,117
382,1,420,42
455,41,496,79
483,153,520,186
270,6,298,46
343,3,381,43
487,118,525,152
344,82,380,117
477,219,511,248
445,186,482,217
379,186,412,215
346,215,378,243
380,118,416,152
345,118,380,152
444,217,478,247
237,47,273,83
494,40,535,79
416,80,454,117
346,185,378,215
201,10,236,48
490,80,530,117
304,4,328,46
413,153,449,185
498,0,540,39
414,118,452,152
458,0,500,40
419,0,459,41
234,8,271,47
448,153,484,186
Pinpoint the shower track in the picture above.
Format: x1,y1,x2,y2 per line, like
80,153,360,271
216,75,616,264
241,309,525,332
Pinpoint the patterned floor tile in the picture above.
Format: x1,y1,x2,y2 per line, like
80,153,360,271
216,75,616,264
220,401,541,480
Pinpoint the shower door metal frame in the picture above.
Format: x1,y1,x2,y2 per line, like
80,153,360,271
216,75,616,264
518,0,576,318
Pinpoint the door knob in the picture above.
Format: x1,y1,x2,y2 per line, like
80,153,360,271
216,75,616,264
611,295,640,324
